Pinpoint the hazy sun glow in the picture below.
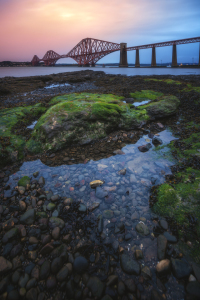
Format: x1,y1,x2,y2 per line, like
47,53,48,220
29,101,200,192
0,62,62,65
0,0,199,63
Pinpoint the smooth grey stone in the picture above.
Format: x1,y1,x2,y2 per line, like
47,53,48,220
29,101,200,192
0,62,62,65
159,220,168,230
56,266,69,281
40,261,50,280
171,258,192,279
7,290,20,300
20,209,36,225
157,235,167,260
73,256,88,274
0,256,12,275
87,276,105,299
136,223,149,236
186,281,200,298
18,273,29,288
163,232,177,243
120,254,140,275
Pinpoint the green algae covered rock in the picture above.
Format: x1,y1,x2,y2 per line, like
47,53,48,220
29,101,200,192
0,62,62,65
18,176,30,187
27,93,179,153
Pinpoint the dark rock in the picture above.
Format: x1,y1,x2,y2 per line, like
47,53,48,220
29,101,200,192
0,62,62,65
51,257,63,274
26,287,38,300
74,256,89,274
0,279,7,294
7,290,19,300
159,220,168,230
152,137,163,146
124,233,132,241
157,235,167,260
151,289,163,300
0,256,12,275
49,217,65,229
46,275,57,289
138,143,152,152
186,281,200,299
10,244,23,258
141,266,152,280
136,222,149,235
87,276,105,299
163,232,177,243
120,254,140,275
20,209,36,225
118,281,126,296
171,258,192,279
66,280,74,298
2,228,19,244
106,275,118,286
124,278,136,293
40,261,50,280
18,273,29,288
38,176,45,185
192,263,200,283
2,243,13,257
56,266,69,282
40,242,54,255
26,278,37,290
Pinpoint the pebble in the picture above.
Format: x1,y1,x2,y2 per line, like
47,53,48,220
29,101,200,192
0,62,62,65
73,256,89,274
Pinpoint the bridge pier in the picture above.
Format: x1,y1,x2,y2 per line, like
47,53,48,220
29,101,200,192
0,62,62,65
119,43,128,67
135,49,140,67
172,44,177,67
151,46,156,67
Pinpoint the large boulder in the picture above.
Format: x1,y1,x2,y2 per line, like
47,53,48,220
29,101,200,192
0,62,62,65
27,93,180,153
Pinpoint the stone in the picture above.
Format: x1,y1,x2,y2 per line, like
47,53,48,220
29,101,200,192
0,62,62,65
120,254,140,275
73,256,89,274
40,261,50,280
103,210,114,219
26,278,37,290
171,258,192,279
56,266,69,281
192,263,200,282
26,288,38,300
89,202,100,211
29,237,38,245
78,204,87,212
19,288,26,297
18,186,25,195
141,266,152,280
20,209,36,225
151,289,163,300
157,235,167,260
159,220,168,230
52,227,60,240
118,281,126,296
90,180,104,188
18,273,29,288
135,249,143,260
189,274,196,282
131,212,140,220
19,200,26,211
28,251,37,260
87,276,105,299
10,244,23,258
51,195,59,202
136,222,149,236
186,281,200,298
138,143,152,152
38,176,45,185
96,187,108,198
40,243,54,255
156,259,171,277
33,171,39,178
106,275,118,286
0,256,12,275
118,168,126,175
152,137,163,146
47,202,56,211
124,278,136,293
163,232,177,243
2,228,19,243
7,290,19,300
49,217,65,229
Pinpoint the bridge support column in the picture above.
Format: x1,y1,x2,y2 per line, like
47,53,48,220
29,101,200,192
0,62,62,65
151,46,156,67
199,43,200,66
172,44,177,67
135,49,140,67
119,43,128,67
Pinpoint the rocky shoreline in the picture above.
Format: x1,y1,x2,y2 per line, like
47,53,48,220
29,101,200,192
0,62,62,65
0,70,200,300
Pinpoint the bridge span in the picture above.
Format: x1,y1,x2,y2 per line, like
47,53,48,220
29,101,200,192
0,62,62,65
31,36,200,67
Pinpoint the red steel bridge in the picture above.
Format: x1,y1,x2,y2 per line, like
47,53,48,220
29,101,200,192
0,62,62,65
31,36,200,67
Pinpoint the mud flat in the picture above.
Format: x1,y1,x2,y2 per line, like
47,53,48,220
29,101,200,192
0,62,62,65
0,70,200,300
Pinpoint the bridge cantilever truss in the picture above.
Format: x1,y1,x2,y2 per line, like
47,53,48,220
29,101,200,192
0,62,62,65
31,36,200,66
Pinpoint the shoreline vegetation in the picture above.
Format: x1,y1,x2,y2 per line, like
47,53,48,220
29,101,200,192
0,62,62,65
0,70,200,299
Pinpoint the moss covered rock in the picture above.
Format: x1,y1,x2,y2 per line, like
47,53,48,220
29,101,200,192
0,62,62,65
18,176,30,187
27,93,179,153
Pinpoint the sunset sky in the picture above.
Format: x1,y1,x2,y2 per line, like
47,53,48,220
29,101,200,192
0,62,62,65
0,0,200,64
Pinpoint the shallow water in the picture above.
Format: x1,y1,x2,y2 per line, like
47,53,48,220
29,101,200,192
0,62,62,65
9,129,176,233
27,120,37,129
133,100,150,106
0,66,200,78
44,83,71,89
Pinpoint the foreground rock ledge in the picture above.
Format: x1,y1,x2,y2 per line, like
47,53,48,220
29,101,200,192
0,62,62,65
28,93,180,153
